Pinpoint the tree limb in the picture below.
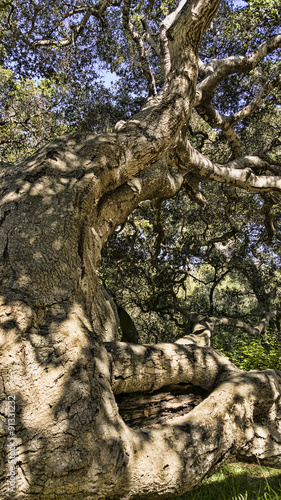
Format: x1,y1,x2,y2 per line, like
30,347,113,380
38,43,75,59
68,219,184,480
97,159,184,243
195,34,281,105
122,0,157,96
262,194,277,243
175,136,281,194
34,0,114,47
196,74,281,131
105,341,238,394
228,74,281,127
213,311,281,336
195,63,281,156
141,17,160,57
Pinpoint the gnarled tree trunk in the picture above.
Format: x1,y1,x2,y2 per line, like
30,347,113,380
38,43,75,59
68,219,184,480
1,0,281,498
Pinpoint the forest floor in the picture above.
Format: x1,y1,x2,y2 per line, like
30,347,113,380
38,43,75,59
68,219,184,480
175,462,281,500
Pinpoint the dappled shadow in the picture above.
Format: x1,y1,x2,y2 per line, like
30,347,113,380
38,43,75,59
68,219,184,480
103,338,281,497
1,135,281,498
1,312,132,498
106,339,239,397
2,286,281,498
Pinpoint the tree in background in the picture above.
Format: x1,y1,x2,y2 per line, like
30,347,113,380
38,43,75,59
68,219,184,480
0,0,281,498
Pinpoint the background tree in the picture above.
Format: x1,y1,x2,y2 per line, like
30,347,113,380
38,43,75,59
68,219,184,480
0,0,281,498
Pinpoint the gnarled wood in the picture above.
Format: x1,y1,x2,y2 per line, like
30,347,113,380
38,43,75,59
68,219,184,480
1,0,281,498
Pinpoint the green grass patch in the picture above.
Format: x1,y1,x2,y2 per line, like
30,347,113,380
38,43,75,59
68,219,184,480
174,463,281,500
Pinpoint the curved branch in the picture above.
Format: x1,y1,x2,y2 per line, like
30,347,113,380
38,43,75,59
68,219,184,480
174,310,275,345
174,308,281,340
97,159,184,243
195,102,243,156
175,136,281,194
105,341,238,394
105,333,281,493
195,34,281,105
197,74,281,128
68,1,220,211
213,311,281,336
195,71,281,157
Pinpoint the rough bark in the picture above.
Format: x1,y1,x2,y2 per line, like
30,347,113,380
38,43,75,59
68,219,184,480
1,0,281,498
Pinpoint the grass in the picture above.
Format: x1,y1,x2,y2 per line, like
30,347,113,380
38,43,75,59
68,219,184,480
174,463,281,500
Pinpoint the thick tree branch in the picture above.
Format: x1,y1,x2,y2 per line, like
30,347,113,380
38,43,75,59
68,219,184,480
97,159,184,243
106,344,281,492
69,0,221,209
159,0,186,80
175,136,281,194
196,74,281,131
195,34,281,105
106,341,238,394
105,342,281,473
127,369,281,491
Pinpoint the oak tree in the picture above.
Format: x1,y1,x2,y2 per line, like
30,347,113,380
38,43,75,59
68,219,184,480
0,0,281,498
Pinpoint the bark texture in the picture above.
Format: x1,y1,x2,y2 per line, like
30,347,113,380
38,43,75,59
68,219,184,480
1,0,281,498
